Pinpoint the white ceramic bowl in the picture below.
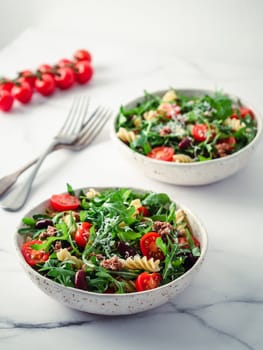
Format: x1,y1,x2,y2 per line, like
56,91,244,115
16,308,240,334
112,89,262,185
14,187,208,315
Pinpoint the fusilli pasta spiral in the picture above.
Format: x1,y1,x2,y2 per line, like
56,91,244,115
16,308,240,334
86,188,100,199
120,255,160,272
57,248,83,269
224,117,245,131
162,90,177,102
117,127,137,143
175,208,188,233
173,154,193,163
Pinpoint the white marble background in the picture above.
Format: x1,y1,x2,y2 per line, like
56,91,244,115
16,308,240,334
0,1,263,349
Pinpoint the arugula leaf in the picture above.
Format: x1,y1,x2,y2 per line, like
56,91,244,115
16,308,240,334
67,183,75,196
143,193,171,208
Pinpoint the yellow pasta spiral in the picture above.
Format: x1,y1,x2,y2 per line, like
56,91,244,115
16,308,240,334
162,90,177,102
175,208,188,233
173,154,193,163
116,127,136,143
224,117,245,131
57,248,83,269
121,255,160,272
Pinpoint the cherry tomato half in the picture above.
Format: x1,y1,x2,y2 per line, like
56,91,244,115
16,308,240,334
135,272,162,292
178,235,200,248
140,232,164,260
192,124,215,142
220,136,236,149
138,206,149,216
35,73,56,96
74,60,93,84
55,67,75,89
0,90,14,111
74,49,92,62
147,146,174,161
239,107,254,120
75,222,92,248
21,240,50,266
11,81,33,104
50,193,80,211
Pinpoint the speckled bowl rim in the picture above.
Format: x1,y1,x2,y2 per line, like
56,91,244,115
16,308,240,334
112,88,263,167
14,186,208,298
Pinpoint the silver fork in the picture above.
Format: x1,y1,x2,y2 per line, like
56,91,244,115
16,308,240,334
0,106,111,198
0,95,90,211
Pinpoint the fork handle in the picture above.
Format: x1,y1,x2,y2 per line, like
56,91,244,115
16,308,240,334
0,140,58,211
0,158,38,198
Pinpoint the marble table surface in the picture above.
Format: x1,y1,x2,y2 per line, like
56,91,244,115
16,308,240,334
0,23,262,350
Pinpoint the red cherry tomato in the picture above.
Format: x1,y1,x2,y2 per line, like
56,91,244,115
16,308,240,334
218,136,236,151
35,73,56,96
50,193,80,211
75,222,92,248
57,58,73,68
223,136,236,147
140,232,164,260
55,67,75,89
147,146,174,161
74,49,92,62
192,124,215,142
178,236,188,248
239,107,254,120
0,90,14,111
19,70,36,88
38,64,54,75
178,235,200,248
11,81,33,104
74,60,93,84
21,240,50,266
138,206,149,216
0,80,14,92
135,272,162,292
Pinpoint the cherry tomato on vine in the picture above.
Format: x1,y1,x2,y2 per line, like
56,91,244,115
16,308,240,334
11,81,33,104
239,107,254,120
74,60,93,84
35,73,56,96
38,64,54,75
19,70,36,88
0,90,14,111
147,146,174,161
57,58,73,68
50,193,80,211
74,49,92,62
75,222,92,248
55,67,75,89
21,240,50,266
140,232,164,260
192,124,215,142
135,272,162,292
0,80,14,92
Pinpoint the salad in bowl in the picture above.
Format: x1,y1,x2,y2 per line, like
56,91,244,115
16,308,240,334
15,185,207,314
116,89,257,162
113,89,262,185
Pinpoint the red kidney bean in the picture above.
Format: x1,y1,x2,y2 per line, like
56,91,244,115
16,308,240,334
35,219,53,229
75,270,88,290
178,137,192,150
